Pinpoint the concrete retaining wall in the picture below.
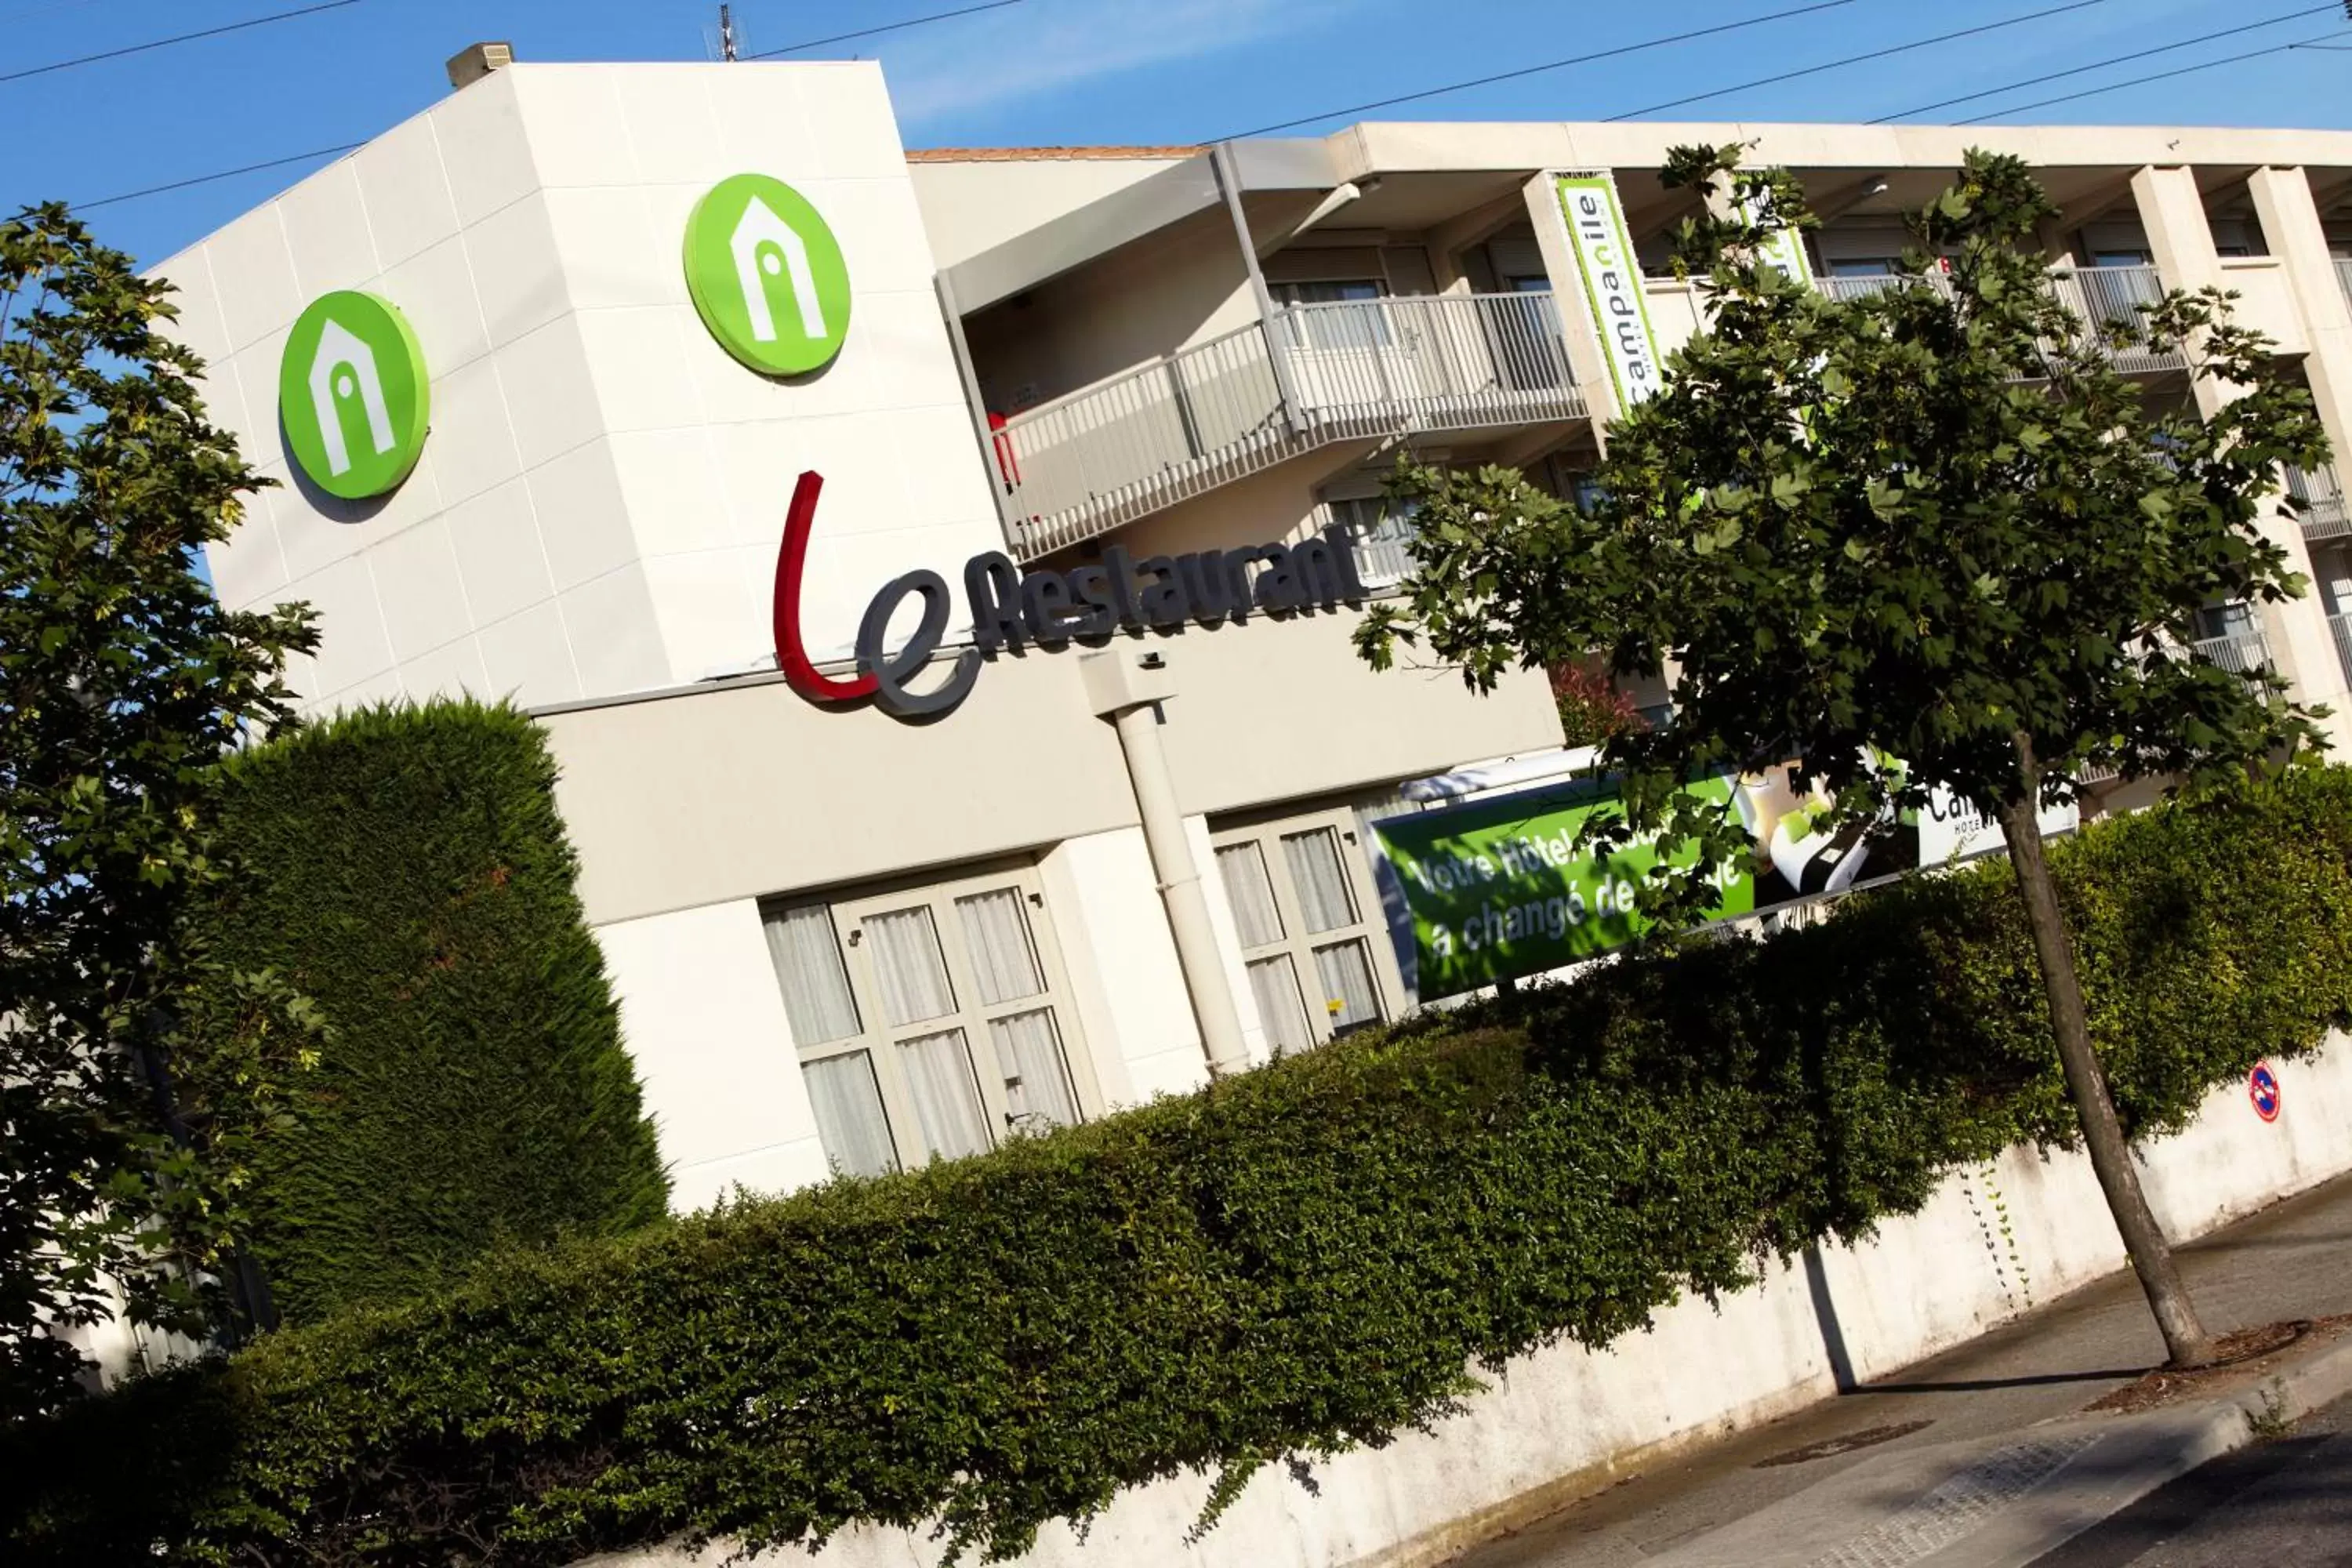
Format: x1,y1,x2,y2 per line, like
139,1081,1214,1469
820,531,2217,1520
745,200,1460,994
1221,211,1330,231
588,1033,2352,1568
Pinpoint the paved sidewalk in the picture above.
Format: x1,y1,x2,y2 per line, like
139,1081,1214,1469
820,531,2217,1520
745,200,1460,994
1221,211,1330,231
1450,1170,2352,1568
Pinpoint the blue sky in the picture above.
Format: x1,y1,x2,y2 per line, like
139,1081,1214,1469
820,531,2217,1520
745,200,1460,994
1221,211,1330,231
6,0,2350,265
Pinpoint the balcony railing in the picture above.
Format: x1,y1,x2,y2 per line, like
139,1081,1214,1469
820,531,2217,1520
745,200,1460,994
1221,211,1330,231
2288,463,2350,543
2191,628,2274,686
995,292,1586,560
1815,264,2184,375
2052,266,2183,375
2332,612,2352,689
2336,256,2352,308
1816,272,1938,304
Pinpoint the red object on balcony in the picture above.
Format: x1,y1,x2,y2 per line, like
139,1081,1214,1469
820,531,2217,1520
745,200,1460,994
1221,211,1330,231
988,410,1021,490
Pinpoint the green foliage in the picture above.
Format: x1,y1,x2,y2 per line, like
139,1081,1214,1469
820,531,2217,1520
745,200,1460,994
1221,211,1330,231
187,699,671,1323
1357,147,2331,922
10,772,2352,1567
0,202,319,1420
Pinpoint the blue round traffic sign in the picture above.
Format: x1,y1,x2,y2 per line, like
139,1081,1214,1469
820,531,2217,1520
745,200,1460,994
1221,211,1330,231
2249,1061,2281,1123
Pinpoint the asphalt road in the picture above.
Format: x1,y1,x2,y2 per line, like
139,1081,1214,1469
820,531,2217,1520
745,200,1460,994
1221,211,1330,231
2029,1395,2352,1567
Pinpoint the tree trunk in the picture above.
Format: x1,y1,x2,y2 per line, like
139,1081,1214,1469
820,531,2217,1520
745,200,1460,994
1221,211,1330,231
1998,735,2214,1368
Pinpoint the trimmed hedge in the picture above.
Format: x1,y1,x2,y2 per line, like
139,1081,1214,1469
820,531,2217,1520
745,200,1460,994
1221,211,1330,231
10,771,2352,1566
192,699,668,1323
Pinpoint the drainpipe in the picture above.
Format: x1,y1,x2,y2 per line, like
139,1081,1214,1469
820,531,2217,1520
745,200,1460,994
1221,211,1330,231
1080,648,1251,1079
1212,140,1308,439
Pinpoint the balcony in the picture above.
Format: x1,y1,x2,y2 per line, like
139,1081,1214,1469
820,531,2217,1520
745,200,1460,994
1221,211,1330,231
1814,264,2185,375
994,292,1586,561
2289,463,2350,544
2192,628,2274,690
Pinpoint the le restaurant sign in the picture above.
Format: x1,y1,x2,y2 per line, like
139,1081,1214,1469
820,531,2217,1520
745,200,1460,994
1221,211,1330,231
771,472,1371,719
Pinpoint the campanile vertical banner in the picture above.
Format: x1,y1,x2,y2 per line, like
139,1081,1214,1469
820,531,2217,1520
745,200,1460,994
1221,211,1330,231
1552,172,1663,410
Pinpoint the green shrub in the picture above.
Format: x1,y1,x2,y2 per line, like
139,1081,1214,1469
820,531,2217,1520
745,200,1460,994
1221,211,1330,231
190,699,669,1323
9,771,2351,1567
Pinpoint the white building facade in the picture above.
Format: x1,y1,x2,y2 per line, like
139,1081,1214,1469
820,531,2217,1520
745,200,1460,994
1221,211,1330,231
161,58,2352,1209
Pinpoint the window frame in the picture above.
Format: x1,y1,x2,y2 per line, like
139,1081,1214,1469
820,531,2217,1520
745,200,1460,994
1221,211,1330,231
1211,803,1407,1054
766,859,1102,1176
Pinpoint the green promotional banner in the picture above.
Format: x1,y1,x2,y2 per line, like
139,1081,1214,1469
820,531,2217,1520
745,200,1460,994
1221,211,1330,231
1553,172,1663,408
1372,775,1754,1000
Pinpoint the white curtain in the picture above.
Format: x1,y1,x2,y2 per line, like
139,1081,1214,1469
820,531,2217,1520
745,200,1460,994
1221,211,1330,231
800,1052,898,1178
1283,828,1359,935
1313,938,1381,1031
867,905,956,1027
764,903,861,1045
1248,954,1315,1056
956,887,1044,1004
1216,841,1287,949
990,1007,1079,1132
898,1029,993,1161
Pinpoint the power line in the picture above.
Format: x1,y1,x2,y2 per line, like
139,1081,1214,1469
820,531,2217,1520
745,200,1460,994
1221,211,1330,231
1604,0,2106,121
744,0,1026,60
64,0,1021,214
1958,29,2350,121
0,0,365,87
1214,0,1862,140
1872,3,2342,122
75,143,364,213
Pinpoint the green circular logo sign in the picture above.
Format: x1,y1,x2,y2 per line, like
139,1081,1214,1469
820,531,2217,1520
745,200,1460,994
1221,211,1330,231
683,173,852,377
278,291,430,500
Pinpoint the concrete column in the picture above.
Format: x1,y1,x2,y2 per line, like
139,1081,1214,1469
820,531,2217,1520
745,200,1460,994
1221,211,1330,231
1522,171,1622,446
2134,165,2352,731
1080,648,1250,1079
2249,168,2352,468
1212,142,1307,439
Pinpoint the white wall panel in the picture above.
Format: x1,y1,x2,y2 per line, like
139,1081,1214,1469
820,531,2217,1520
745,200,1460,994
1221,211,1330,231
593,899,833,1213
1039,827,1209,1110
350,113,462,269
446,477,557,627
477,599,583,707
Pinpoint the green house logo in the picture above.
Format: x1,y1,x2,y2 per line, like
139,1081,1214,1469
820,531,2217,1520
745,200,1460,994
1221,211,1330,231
278,290,430,500
684,173,851,377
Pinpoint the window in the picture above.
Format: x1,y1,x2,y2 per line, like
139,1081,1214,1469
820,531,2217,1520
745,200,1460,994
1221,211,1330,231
2196,601,2257,644
1214,808,1401,1054
764,866,1092,1178
1325,494,1420,588
1828,256,1902,277
1276,278,1392,350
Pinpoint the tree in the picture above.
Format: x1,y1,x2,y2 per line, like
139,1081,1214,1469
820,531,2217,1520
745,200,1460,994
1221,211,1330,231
1357,148,2331,1368
0,204,321,1421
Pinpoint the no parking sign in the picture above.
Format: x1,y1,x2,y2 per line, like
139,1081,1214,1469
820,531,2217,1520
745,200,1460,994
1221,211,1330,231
2249,1061,2282,1123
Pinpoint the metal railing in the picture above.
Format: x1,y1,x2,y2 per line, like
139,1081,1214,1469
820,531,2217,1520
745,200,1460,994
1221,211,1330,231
2050,265,2183,375
2336,256,2352,309
1815,264,2183,375
2190,628,2274,685
2332,612,2352,690
995,292,1586,560
2288,463,2350,543
1817,271,1949,304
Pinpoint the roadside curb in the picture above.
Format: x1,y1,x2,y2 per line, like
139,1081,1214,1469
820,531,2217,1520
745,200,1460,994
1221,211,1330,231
1925,1328,2352,1567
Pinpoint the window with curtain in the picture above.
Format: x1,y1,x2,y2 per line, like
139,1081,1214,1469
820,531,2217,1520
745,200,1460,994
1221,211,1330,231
1325,494,1421,588
764,869,1091,1178
1214,805,1399,1055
